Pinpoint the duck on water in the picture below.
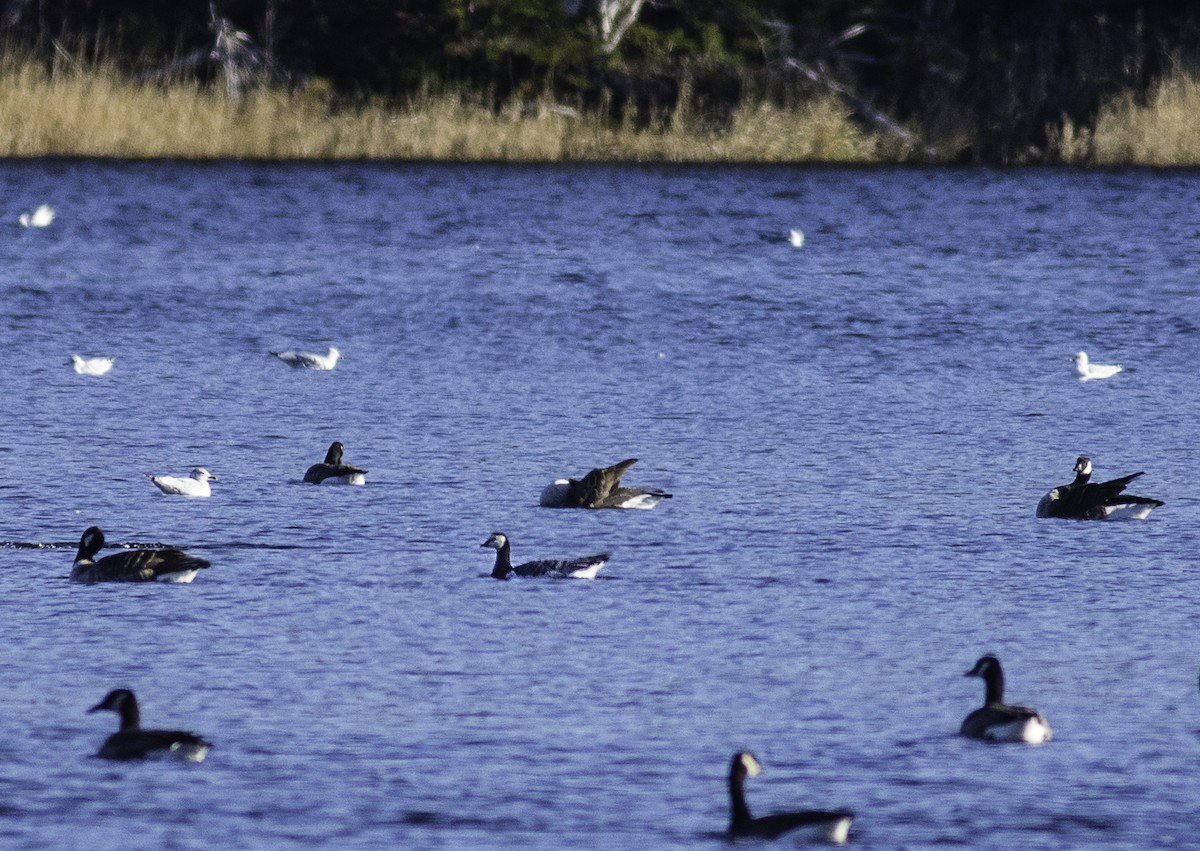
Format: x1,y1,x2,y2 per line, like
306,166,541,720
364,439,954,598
480,532,610,579
960,655,1052,744
88,688,211,761
70,527,210,583
726,751,854,843
539,458,671,509
1036,455,1163,520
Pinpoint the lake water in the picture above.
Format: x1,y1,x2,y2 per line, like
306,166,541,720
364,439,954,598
0,161,1197,849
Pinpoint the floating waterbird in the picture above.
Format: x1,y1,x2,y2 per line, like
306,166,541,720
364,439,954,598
150,468,217,497
303,441,366,485
539,458,671,509
19,204,55,228
480,532,609,580
788,229,805,248
69,354,114,376
726,751,854,843
1073,351,1122,380
961,655,1052,744
1036,455,1163,520
270,346,340,370
88,689,211,761
70,527,210,583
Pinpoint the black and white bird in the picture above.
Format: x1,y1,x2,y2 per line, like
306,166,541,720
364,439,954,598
303,441,367,485
88,689,211,762
70,527,210,583
1036,455,1164,520
539,458,671,509
960,655,1052,744
480,532,610,580
150,467,217,497
270,346,340,370
726,752,854,843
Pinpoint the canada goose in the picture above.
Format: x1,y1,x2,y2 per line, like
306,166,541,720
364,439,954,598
303,441,366,485
70,527,209,583
1036,455,1163,520
539,458,671,509
480,532,609,579
88,689,211,761
961,655,1052,744
727,751,853,843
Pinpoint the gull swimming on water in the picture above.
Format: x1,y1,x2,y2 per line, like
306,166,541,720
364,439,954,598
788,228,805,248
69,355,114,376
19,204,55,228
150,468,217,497
1073,351,1122,381
270,346,340,370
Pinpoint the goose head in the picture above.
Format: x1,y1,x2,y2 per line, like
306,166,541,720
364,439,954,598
76,527,106,562
1074,456,1092,477
323,442,345,465
480,532,508,551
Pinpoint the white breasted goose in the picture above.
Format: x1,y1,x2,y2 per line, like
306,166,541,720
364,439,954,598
150,467,217,497
480,532,610,580
727,752,854,843
539,458,672,509
1036,455,1163,520
69,354,114,376
303,441,367,485
270,346,340,370
88,689,211,762
961,655,1052,744
1073,351,1122,380
70,527,210,583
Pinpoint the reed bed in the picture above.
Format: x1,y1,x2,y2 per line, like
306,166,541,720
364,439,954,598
0,57,886,162
2,54,1198,164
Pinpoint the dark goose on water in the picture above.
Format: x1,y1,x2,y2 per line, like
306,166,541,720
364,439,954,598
303,441,367,485
539,457,671,509
88,688,211,762
70,527,210,583
480,532,610,579
1036,455,1163,520
960,655,1052,744
727,751,854,843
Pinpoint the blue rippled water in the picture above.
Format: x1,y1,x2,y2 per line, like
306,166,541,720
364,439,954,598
0,161,1198,848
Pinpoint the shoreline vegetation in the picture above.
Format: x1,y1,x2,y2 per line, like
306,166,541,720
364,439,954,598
2,57,1199,165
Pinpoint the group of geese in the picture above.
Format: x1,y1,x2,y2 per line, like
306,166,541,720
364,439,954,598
63,431,1161,842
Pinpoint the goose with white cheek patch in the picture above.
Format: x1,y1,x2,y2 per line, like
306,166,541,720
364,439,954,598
539,458,671,509
303,441,367,485
1036,455,1163,520
88,689,211,762
1073,350,1122,380
727,752,854,843
150,467,217,497
960,655,1052,744
70,527,210,583
480,532,610,580
270,346,340,370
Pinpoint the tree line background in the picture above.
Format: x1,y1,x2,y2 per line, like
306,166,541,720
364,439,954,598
5,0,1200,162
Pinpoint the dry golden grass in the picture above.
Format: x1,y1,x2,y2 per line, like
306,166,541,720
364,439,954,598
0,56,889,162
1056,71,1200,166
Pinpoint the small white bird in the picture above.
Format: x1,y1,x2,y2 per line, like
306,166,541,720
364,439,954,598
1073,351,1122,381
270,346,340,370
19,204,55,228
70,354,115,376
150,468,217,497
788,228,805,248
